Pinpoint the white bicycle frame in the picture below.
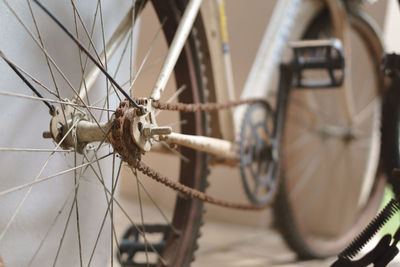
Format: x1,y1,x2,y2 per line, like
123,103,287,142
75,0,348,163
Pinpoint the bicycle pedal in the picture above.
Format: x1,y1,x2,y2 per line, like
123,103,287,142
290,39,345,88
118,224,168,267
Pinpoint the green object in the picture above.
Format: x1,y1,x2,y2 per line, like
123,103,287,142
380,186,400,237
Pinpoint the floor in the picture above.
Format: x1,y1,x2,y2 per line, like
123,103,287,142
193,221,335,267
114,196,397,267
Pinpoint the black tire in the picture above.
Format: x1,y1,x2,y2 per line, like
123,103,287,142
151,1,211,266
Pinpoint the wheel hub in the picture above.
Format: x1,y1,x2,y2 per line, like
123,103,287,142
111,98,171,165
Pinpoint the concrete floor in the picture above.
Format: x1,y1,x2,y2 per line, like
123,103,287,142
193,220,335,267
114,196,398,267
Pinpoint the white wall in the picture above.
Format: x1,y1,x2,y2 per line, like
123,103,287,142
384,0,400,52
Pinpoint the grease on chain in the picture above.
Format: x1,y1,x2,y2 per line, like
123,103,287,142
121,98,272,210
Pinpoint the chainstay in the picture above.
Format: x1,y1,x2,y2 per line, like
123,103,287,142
153,98,270,112
134,161,269,211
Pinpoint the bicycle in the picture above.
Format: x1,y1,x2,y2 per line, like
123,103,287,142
0,0,388,266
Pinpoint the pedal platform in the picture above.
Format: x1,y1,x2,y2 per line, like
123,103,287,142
118,224,168,267
290,39,345,88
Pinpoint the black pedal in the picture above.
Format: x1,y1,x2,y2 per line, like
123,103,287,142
118,224,168,267
291,39,345,88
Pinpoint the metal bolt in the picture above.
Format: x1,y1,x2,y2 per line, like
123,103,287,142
142,126,172,138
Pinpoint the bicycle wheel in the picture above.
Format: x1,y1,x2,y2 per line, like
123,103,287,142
0,0,210,266
273,8,387,258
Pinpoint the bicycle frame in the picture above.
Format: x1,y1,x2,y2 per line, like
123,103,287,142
73,0,349,164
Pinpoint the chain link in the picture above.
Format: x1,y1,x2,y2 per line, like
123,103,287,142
152,98,270,112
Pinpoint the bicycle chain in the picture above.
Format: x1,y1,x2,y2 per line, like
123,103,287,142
112,98,273,210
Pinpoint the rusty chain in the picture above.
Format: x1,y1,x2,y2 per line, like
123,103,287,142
114,98,273,210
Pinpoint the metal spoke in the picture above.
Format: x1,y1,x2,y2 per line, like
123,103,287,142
128,19,166,94
159,141,189,163
132,170,175,230
80,156,166,263
0,153,111,198
0,53,57,97
297,141,343,221
119,52,168,89
0,90,114,112
52,170,83,267
0,117,81,241
3,0,118,135
71,0,98,106
32,0,140,110
90,30,135,108
26,0,68,124
70,0,104,68
155,85,187,117
27,181,79,266
134,169,150,264
110,154,116,267
352,99,376,126
289,142,330,199
0,148,72,153
73,151,83,267
97,0,110,122
290,94,337,125
85,155,123,267
285,131,314,155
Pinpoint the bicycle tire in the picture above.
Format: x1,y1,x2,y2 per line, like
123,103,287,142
273,7,387,259
0,0,211,266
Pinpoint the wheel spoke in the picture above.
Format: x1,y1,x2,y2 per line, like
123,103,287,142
132,169,175,230
80,154,166,262
86,157,123,267
26,0,69,124
134,169,150,264
0,52,57,98
155,85,187,117
73,151,83,267
128,19,166,94
0,117,82,241
27,182,79,266
0,148,72,153
0,90,114,112
289,143,327,199
353,99,377,126
4,0,112,135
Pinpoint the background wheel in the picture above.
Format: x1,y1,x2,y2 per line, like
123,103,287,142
273,8,387,258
